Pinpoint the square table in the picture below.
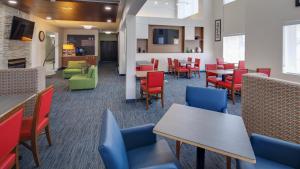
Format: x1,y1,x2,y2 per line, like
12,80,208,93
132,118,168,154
207,69,234,75
153,104,256,169
136,61,153,66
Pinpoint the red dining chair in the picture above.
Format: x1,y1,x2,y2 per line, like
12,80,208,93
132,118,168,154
257,68,271,77
216,57,225,69
218,69,248,104
187,57,192,62
167,58,174,74
189,58,201,78
224,63,235,70
141,71,164,110
238,61,246,69
151,58,155,64
139,65,154,85
205,64,220,87
174,59,189,79
20,85,54,167
154,59,159,70
0,107,24,169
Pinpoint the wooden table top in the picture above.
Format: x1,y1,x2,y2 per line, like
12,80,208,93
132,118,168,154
207,69,234,75
0,94,35,120
153,104,256,164
136,61,153,66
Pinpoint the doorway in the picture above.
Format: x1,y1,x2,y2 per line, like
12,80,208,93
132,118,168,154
44,32,59,76
100,41,118,62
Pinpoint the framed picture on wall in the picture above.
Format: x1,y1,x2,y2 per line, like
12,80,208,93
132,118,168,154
215,19,222,41
296,0,300,6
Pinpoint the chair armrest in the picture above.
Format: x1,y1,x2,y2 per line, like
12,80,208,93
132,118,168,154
251,133,300,168
121,124,157,151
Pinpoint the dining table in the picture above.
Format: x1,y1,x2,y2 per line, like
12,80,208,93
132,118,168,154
0,94,35,120
136,60,153,66
136,70,161,78
153,104,256,169
207,69,234,81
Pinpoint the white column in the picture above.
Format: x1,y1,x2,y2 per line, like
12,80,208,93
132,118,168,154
125,15,137,100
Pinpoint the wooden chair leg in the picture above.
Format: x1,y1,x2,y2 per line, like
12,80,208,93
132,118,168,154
226,156,231,169
31,136,41,167
146,94,149,110
176,141,181,160
231,90,235,104
161,92,164,108
198,71,200,78
45,125,52,146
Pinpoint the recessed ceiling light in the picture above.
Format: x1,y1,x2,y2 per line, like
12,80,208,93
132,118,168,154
8,0,17,4
62,7,73,10
82,25,94,29
107,19,112,23
165,2,169,5
46,16,52,20
104,31,112,34
104,6,112,11
154,1,158,5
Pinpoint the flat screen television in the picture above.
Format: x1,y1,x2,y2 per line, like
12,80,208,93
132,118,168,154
153,28,179,45
9,16,35,40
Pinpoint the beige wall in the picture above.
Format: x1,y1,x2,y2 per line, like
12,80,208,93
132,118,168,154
0,3,63,69
148,25,184,53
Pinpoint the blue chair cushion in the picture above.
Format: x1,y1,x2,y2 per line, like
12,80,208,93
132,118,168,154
186,86,227,113
237,157,294,169
127,139,182,169
98,109,129,169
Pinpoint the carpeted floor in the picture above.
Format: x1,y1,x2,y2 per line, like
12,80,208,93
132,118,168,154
19,62,241,169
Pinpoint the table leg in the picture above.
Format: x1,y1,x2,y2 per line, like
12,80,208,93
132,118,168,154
226,156,231,169
196,147,205,169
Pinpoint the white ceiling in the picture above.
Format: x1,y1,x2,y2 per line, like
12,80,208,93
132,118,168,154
137,0,177,18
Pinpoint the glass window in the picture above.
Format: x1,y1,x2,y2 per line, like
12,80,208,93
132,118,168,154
223,35,245,63
224,0,236,5
283,24,300,75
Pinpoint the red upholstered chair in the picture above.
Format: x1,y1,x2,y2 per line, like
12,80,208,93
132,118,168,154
167,58,174,74
218,69,248,104
205,64,219,87
20,85,54,167
174,59,189,78
154,59,159,70
224,63,235,70
189,58,201,78
257,68,271,77
151,58,155,64
141,71,164,110
187,57,192,62
0,107,24,169
139,65,154,85
216,57,225,69
238,61,246,69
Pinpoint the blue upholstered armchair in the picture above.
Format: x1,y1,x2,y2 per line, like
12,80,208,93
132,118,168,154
237,134,300,169
186,86,228,113
98,109,182,169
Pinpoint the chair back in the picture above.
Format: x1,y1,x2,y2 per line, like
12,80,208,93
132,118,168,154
232,69,248,85
151,58,155,64
167,58,173,66
140,65,153,71
256,68,271,77
33,85,54,133
216,57,224,65
147,71,164,88
194,58,200,67
174,59,180,69
154,60,159,70
0,107,24,159
205,64,217,76
238,61,246,69
186,86,227,113
187,57,192,62
99,109,129,169
224,63,235,70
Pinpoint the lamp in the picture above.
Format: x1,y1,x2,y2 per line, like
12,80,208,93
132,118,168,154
63,43,75,50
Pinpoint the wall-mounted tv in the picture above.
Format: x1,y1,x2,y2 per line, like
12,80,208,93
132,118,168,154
153,28,179,45
9,16,35,41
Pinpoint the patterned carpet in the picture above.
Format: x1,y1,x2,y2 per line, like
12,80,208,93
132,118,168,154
19,62,241,169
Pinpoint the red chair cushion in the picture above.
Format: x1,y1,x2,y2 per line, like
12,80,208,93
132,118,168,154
207,77,220,84
0,153,16,169
218,81,241,90
141,85,162,94
20,117,49,140
225,75,233,81
177,67,189,72
140,79,146,85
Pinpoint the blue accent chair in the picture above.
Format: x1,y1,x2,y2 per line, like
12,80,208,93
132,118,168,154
98,109,182,169
237,133,300,169
186,86,228,113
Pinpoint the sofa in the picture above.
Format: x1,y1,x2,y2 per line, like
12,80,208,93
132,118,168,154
98,109,182,169
69,65,98,90
63,60,86,79
237,133,300,169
